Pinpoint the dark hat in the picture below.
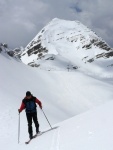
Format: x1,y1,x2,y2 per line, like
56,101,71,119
26,91,31,96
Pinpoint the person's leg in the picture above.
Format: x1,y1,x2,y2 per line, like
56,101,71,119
26,113,33,139
32,112,39,134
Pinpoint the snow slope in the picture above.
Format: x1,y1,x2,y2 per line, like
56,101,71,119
59,100,113,150
0,49,113,149
16,100,113,150
21,18,113,75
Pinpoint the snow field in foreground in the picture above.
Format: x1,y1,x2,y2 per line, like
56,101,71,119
0,52,113,150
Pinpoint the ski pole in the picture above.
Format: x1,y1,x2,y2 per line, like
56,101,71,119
42,109,52,129
18,113,20,144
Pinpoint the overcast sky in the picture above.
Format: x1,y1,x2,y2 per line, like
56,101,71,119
0,0,113,49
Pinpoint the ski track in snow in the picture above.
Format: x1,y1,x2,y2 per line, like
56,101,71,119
50,127,60,150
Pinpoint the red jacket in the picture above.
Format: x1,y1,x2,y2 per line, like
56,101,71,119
19,97,42,112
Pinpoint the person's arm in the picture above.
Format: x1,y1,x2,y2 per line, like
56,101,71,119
18,102,25,113
35,98,42,109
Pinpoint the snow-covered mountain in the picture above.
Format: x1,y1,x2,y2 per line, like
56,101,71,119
21,18,113,75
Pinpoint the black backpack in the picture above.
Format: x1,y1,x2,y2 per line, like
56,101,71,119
23,96,37,113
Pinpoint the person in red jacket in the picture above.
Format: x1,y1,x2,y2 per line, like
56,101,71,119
18,91,42,139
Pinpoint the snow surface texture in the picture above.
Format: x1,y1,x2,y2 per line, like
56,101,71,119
1,49,113,149
21,18,113,76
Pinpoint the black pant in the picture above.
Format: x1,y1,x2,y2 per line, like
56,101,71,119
26,112,39,137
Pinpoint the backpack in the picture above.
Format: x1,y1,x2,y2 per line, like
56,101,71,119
23,96,37,113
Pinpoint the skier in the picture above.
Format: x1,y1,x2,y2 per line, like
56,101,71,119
18,91,42,139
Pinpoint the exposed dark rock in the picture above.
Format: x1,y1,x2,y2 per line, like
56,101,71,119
96,51,113,59
41,29,45,33
82,56,88,60
7,51,15,57
96,53,105,59
29,41,34,47
82,45,85,48
91,39,111,51
34,50,39,54
88,51,113,62
86,44,92,49
38,35,42,39
38,48,43,53
83,44,92,49
73,66,78,69
27,42,48,57
3,43,8,48
107,64,113,67
27,48,34,56
21,53,26,56
37,39,41,43
90,39,98,44
44,49,48,53
34,44,41,50
87,58,94,63
82,38,111,51
0,47,2,53
46,56,55,60
104,51,113,58
28,62,40,67
38,53,43,58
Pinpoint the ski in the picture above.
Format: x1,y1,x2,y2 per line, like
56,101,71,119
25,134,38,144
25,139,31,144
25,127,58,144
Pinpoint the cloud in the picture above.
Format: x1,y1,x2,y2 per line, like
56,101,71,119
69,0,113,47
0,0,49,48
0,0,113,48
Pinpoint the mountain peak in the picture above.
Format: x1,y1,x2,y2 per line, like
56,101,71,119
21,18,113,73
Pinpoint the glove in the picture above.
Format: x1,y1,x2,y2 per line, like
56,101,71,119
40,105,42,109
18,109,21,113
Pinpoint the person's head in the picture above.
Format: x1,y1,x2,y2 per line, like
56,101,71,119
26,91,32,99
